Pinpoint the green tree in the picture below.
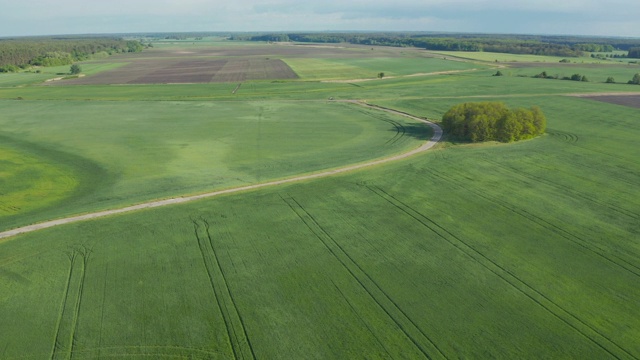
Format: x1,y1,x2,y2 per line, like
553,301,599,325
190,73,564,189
69,64,81,75
442,102,546,143
629,73,640,85
628,48,640,59
606,77,616,83
377,72,385,79
570,74,583,81
530,106,547,136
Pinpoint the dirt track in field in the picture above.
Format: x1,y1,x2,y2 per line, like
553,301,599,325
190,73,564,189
0,102,442,240
321,68,480,83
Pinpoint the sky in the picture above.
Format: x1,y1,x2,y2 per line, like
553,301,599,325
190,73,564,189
0,0,638,38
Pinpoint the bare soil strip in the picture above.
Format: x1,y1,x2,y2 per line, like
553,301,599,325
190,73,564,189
569,92,640,109
0,103,441,241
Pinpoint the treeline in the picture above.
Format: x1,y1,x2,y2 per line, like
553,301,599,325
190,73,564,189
238,32,640,58
629,48,640,59
0,37,145,72
442,102,546,143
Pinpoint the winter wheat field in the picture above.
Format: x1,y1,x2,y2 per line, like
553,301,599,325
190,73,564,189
1,38,639,359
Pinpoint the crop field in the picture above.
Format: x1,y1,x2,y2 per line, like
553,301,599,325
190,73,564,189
432,50,616,64
1,40,639,359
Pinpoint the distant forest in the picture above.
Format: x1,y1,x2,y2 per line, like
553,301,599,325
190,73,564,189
236,32,640,58
0,37,145,72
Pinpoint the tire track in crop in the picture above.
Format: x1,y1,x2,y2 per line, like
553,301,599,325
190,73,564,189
350,106,406,145
383,118,406,145
281,195,447,360
547,132,639,171
50,245,91,360
429,169,640,278
481,157,640,221
192,218,255,360
70,345,225,358
366,185,636,360
547,130,579,143
329,280,394,358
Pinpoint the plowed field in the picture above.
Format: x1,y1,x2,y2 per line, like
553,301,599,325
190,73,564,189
59,58,298,84
582,94,640,108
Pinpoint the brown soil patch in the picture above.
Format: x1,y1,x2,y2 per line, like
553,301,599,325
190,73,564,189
55,58,298,85
577,93,640,109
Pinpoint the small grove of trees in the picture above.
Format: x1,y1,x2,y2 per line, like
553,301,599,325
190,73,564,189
70,64,81,75
629,73,640,85
0,38,146,70
532,71,588,82
628,48,640,59
442,102,546,143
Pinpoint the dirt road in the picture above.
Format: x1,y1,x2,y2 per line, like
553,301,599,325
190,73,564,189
0,102,442,240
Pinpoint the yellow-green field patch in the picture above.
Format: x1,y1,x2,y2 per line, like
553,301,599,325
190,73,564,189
0,146,77,215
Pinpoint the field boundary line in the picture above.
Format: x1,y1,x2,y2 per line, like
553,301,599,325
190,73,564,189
0,102,441,241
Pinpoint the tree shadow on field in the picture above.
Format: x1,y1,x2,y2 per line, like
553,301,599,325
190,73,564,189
388,123,433,141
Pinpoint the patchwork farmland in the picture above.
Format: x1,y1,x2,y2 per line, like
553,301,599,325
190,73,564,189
0,38,639,359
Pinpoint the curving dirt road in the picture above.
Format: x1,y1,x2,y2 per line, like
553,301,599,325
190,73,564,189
0,102,442,240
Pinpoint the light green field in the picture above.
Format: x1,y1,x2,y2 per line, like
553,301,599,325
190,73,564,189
506,65,640,84
0,99,428,231
1,41,639,359
284,57,481,80
0,145,77,215
432,50,610,64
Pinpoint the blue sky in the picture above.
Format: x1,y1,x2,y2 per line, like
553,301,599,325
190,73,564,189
0,0,638,37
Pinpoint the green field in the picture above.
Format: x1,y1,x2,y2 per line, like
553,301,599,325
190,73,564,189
432,50,614,64
284,56,481,80
1,40,639,359
0,99,429,231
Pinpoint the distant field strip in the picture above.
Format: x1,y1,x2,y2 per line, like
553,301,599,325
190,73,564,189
50,245,91,360
193,218,255,360
0,103,442,241
369,179,636,359
281,195,447,359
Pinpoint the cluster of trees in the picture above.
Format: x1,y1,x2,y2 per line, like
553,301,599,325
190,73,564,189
574,43,615,52
244,33,586,57
442,102,546,143
529,71,640,84
533,71,589,82
628,48,640,59
241,32,640,58
0,38,145,72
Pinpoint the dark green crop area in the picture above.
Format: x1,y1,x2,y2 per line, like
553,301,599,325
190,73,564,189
1,40,639,359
